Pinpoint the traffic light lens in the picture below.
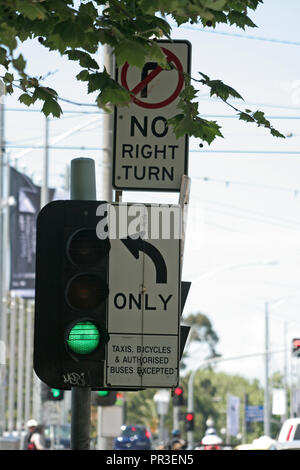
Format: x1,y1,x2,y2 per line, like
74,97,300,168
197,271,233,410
67,321,100,355
51,389,60,398
98,391,109,397
66,274,109,311
68,229,110,267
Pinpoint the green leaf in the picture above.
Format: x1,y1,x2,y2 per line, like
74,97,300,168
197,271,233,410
18,93,33,107
270,128,285,138
76,70,90,82
16,2,47,21
12,54,26,72
238,112,254,123
3,72,14,83
87,72,108,94
114,40,147,68
201,0,227,11
42,98,63,118
65,49,99,69
199,72,244,101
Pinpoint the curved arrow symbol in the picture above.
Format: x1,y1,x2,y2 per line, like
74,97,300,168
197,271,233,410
121,236,167,284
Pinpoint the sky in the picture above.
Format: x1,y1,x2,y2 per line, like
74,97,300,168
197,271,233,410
3,0,300,387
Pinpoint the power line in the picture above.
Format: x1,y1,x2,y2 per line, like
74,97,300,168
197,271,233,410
177,23,300,47
198,96,300,112
200,114,300,120
193,175,300,196
191,149,300,155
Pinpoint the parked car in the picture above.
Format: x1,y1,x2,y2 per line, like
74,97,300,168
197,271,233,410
234,436,278,450
277,418,300,444
113,425,152,450
44,424,71,450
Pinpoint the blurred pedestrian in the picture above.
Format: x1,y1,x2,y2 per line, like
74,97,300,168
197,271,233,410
165,429,187,450
24,419,45,450
200,428,223,450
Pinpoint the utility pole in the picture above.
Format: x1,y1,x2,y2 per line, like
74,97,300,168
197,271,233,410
41,116,49,208
0,93,4,436
264,302,270,436
33,116,51,424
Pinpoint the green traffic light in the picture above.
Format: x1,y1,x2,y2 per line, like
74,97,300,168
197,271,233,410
51,388,61,398
98,390,109,397
67,321,100,355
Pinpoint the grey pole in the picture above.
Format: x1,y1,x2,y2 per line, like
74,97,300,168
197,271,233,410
24,300,33,425
283,321,288,422
41,116,49,208
16,298,25,436
0,94,5,435
264,302,270,436
102,44,113,202
173,406,180,430
8,299,16,433
70,157,96,450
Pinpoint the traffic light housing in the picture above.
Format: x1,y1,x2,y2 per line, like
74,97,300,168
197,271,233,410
41,382,64,402
184,412,194,431
34,201,110,389
173,386,184,406
91,390,117,406
292,338,300,357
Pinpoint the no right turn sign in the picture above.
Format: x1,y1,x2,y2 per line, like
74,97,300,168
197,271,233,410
113,40,191,192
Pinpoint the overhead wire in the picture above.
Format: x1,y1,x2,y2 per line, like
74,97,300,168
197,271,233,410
193,175,300,197
176,23,300,47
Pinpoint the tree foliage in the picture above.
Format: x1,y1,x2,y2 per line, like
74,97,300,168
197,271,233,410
124,368,268,446
0,0,285,143
181,311,221,369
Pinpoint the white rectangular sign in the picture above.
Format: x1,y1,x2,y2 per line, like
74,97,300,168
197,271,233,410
113,40,191,192
104,203,181,388
100,406,123,438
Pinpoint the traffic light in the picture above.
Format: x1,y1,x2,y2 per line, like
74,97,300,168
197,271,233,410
41,382,64,402
34,201,110,389
173,386,184,406
292,338,300,357
184,412,194,431
91,390,117,406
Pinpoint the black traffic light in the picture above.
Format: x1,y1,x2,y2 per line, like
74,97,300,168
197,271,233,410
34,201,110,389
184,412,194,431
173,386,184,406
292,338,300,357
91,390,117,406
41,382,64,402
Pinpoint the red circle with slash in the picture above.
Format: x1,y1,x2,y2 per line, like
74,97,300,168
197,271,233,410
121,47,184,109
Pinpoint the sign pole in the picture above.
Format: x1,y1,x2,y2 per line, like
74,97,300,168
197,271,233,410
70,157,96,450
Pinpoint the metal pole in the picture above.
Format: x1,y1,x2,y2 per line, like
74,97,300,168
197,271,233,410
173,406,180,430
8,298,16,433
0,94,5,435
97,407,107,450
102,44,113,202
16,298,25,436
33,122,52,425
41,116,49,208
264,302,270,436
70,157,96,450
283,321,288,422
24,300,33,425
